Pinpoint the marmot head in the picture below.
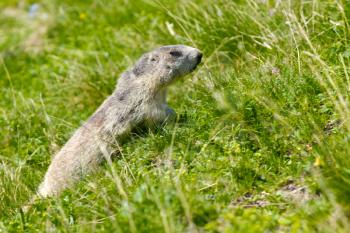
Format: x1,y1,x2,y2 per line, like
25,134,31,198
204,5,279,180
132,45,202,87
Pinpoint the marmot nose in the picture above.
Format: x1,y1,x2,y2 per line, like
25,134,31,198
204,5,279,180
196,52,203,64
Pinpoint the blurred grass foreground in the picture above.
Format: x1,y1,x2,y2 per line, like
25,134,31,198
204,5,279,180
1,0,350,232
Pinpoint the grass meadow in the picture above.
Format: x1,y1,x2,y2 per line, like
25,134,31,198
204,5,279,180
1,0,350,232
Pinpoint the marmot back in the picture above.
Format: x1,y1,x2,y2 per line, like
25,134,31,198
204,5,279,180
38,45,202,197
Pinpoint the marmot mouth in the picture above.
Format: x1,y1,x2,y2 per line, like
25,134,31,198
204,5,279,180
190,64,199,72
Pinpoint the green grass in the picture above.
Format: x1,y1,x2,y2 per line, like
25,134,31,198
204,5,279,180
1,0,349,232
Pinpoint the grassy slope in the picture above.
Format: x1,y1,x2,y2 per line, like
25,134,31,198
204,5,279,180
0,0,349,232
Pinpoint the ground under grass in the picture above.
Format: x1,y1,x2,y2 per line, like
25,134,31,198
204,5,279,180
0,0,349,232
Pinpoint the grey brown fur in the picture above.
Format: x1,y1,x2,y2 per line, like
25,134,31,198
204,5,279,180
38,45,202,197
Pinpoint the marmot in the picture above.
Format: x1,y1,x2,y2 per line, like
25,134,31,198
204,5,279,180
38,45,202,197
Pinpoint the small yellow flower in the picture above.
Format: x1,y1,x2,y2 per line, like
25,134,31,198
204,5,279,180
313,156,322,167
79,13,86,20
306,144,313,152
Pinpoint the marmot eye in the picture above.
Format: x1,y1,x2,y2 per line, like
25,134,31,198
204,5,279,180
169,51,182,57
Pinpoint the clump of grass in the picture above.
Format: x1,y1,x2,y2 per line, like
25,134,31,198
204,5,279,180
1,0,349,232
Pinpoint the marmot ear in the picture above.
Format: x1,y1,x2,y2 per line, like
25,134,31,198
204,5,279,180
133,56,148,76
150,54,159,63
